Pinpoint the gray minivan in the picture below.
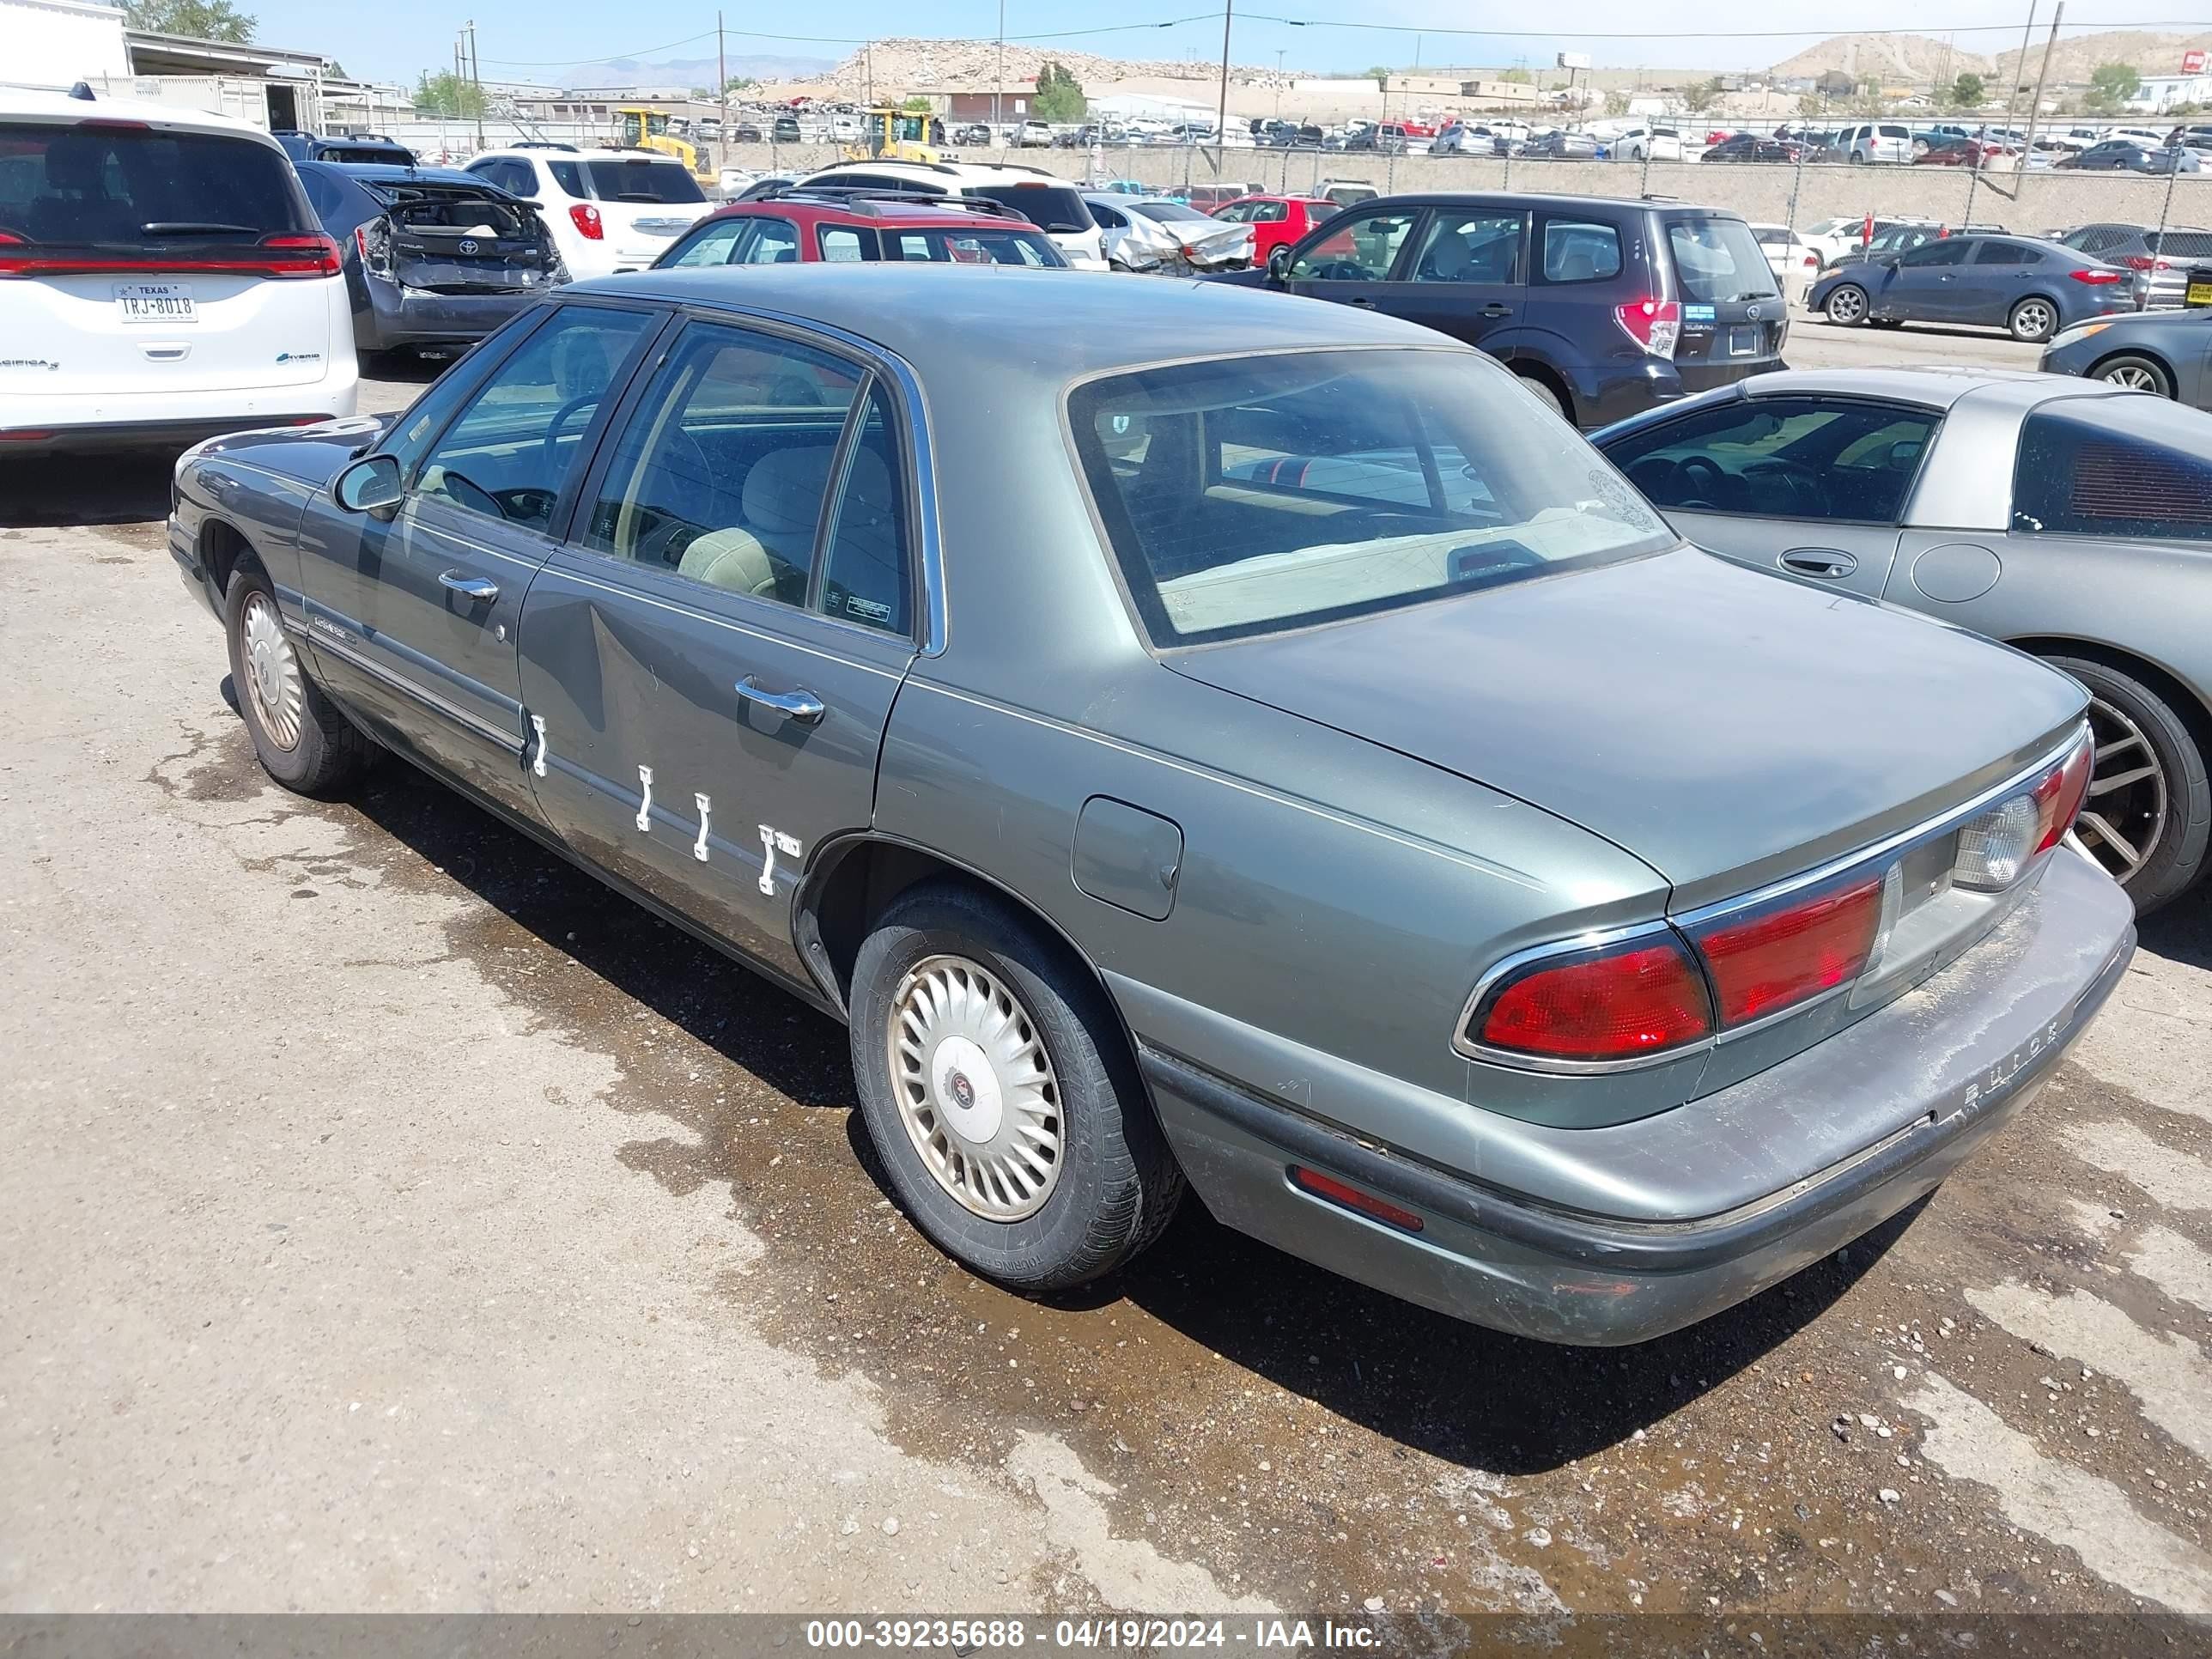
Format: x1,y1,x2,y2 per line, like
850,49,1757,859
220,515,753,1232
1214,190,1787,427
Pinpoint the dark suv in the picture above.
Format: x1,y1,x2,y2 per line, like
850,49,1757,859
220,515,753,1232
1213,191,1786,427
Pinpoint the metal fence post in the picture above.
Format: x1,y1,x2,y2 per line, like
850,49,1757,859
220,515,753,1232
1640,141,1652,198
1386,145,1397,194
1501,140,1512,193
1784,142,1807,239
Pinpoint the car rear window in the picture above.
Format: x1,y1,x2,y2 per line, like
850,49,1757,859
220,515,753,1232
967,182,1094,233
2013,400,2212,540
0,120,312,246
886,227,1061,265
2148,229,2212,259
1130,201,1212,223
580,157,706,204
1667,217,1779,302
1067,348,1675,647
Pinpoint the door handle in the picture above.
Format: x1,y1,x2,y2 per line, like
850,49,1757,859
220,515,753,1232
1480,303,1512,317
1779,547,1857,579
1346,297,1377,308
735,676,825,726
439,570,500,603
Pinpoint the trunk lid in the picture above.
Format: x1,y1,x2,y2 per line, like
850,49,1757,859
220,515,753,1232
1662,213,1789,380
1164,547,2087,904
369,187,560,294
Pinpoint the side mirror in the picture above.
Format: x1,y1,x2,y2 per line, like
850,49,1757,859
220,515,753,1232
1267,244,1293,282
334,453,404,515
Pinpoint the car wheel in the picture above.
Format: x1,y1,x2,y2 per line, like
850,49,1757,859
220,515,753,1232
1849,151,1866,164
848,881,1184,1291
1514,371,1569,420
222,567,371,796
2008,296,2060,343
2045,656,2211,915
1825,283,1870,325
2092,353,2173,396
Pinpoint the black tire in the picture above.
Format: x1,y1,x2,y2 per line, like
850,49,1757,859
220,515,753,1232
848,881,1183,1291
1515,370,1570,422
2008,295,2060,343
2045,655,2211,915
223,566,370,796
2091,353,2174,397
1825,283,1871,326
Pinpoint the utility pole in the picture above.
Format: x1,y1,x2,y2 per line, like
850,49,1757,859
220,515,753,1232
1966,0,2034,228
718,10,727,153
2021,1,2063,167
994,0,1004,136
465,20,484,149
1213,0,1233,167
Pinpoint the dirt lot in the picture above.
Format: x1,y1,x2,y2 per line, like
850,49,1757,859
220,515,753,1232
3,326,2211,1633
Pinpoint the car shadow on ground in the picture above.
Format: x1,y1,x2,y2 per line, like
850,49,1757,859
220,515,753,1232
0,453,175,530
2139,895,2212,972
335,749,1902,1474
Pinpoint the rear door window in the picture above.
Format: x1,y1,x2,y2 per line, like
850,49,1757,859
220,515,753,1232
1668,218,1779,301
1972,240,2043,264
2013,402,2212,540
965,182,1094,233
817,225,870,262
667,218,748,266
1536,218,1622,284
0,120,313,254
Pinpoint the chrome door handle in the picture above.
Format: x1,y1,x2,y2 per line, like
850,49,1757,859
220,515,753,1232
1779,547,1857,579
1480,303,1512,317
735,676,825,726
439,570,500,603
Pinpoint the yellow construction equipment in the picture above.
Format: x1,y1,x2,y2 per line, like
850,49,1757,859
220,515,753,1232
845,107,946,165
611,106,714,181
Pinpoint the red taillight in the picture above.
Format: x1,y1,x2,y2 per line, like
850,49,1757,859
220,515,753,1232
1,430,55,441
2070,268,2124,285
1613,296,1680,358
1688,878,1884,1028
0,230,338,278
1474,937,1711,1061
1289,1167,1425,1233
569,204,605,240
2033,733,2094,854
256,232,343,276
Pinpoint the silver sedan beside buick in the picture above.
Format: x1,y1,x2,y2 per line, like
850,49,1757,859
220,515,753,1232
167,270,2134,1345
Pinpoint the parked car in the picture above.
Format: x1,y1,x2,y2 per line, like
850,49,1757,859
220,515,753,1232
169,268,2132,1344
1811,234,2142,343
1312,179,1380,210
951,122,994,146
1210,194,1336,264
0,89,356,453
1799,215,1922,269
1914,137,2021,170
295,161,566,362
1748,222,1821,306
1212,191,1786,427
1013,120,1054,149
465,148,714,280
2049,223,2212,311
1597,367,2212,909
653,191,1066,269
794,161,1108,269
1908,124,1975,156
1085,195,1253,272
770,114,803,145
1521,131,1601,161
274,130,416,166
1611,124,1685,162
2059,141,2200,174
2039,306,2212,406
1702,134,1797,164
1838,121,1914,164
1344,123,1414,155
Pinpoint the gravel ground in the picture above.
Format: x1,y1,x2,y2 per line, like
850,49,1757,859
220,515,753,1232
3,322,2209,1633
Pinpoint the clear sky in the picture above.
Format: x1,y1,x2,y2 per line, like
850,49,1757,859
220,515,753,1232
234,0,2200,91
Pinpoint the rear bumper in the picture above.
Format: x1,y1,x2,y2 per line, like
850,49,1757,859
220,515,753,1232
360,281,542,351
1,366,359,453
1137,849,2135,1346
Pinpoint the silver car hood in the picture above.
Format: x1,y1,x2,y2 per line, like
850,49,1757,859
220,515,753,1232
1165,546,2087,902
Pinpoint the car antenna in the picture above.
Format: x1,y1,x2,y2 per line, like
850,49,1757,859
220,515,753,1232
68,81,95,100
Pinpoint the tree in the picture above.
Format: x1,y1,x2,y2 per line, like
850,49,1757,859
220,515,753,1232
725,76,758,93
901,95,933,114
1951,71,1984,108
1031,60,1085,123
412,70,484,118
124,0,254,40
1364,66,1392,92
1797,92,1825,118
1499,67,1533,85
1682,77,1720,114
2086,62,2141,112
1603,89,1631,117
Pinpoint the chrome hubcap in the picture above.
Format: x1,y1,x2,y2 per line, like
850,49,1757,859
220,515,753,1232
890,955,1063,1221
2069,694,2168,886
2103,364,2159,391
240,592,304,750
2014,301,2054,339
1829,289,1865,323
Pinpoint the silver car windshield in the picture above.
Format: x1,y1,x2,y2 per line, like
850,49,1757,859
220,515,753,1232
1068,348,1677,647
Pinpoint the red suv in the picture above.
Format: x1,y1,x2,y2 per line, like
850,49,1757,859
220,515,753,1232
1210,195,1338,264
652,190,1068,269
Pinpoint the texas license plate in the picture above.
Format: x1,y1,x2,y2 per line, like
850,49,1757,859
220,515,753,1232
1728,325,1759,356
117,283,196,325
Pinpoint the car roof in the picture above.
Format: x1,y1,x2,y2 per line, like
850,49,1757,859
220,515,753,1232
304,161,497,191
578,264,1448,377
1346,190,1738,220
700,197,1030,228
1730,365,2103,413
0,88,278,147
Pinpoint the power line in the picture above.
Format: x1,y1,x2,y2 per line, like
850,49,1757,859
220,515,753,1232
476,12,1224,65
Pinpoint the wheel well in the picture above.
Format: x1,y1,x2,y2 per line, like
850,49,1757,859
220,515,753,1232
198,518,262,598
1511,362,1572,423
2083,346,2172,386
2009,635,2212,755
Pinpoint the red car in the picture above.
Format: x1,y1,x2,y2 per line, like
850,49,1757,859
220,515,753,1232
1210,195,1338,265
651,189,1067,270
1914,137,2021,169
